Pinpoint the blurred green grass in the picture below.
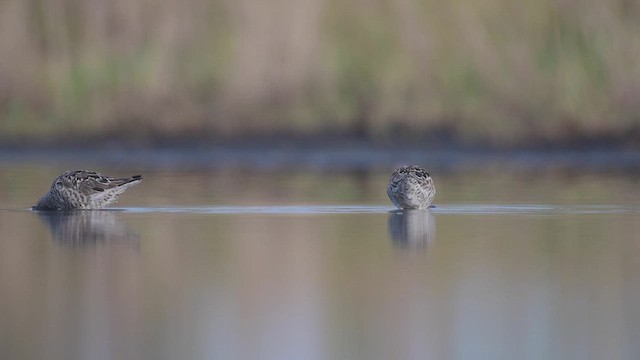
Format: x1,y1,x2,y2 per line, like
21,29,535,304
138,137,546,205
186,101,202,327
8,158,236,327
1,0,639,146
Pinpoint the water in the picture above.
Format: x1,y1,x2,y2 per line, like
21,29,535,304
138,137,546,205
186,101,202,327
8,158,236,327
1,163,640,359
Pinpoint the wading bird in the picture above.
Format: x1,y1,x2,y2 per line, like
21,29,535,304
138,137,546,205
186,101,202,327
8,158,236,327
34,170,142,210
387,165,435,209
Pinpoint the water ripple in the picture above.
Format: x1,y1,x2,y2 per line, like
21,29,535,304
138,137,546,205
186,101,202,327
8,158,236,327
114,204,640,215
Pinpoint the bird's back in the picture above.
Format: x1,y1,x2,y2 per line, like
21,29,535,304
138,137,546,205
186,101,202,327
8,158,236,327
387,166,436,209
34,170,143,210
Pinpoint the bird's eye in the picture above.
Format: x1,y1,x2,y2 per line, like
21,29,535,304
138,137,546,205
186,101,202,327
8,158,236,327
55,181,63,187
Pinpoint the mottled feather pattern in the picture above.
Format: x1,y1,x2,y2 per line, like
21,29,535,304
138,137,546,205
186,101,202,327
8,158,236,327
34,170,143,210
387,165,436,209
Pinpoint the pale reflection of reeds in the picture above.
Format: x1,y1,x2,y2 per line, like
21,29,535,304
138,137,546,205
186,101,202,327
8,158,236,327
1,205,640,359
36,211,139,248
2,170,640,359
388,210,435,249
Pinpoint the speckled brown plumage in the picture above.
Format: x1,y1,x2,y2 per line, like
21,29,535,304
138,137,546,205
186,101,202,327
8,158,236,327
387,165,436,209
34,170,142,210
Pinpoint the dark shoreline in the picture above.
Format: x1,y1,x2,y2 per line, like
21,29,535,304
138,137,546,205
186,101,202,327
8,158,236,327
2,127,640,151
2,140,640,172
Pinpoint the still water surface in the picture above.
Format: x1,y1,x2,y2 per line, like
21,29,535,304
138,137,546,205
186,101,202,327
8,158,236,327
1,164,640,359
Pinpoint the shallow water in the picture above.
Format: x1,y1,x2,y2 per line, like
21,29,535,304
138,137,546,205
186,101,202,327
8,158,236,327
1,164,640,359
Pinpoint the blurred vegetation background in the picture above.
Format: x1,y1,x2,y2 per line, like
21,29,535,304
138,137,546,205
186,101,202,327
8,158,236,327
1,0,639,146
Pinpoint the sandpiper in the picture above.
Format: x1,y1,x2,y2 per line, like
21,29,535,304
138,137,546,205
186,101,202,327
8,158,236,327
34,170,143,210
387,165,436,209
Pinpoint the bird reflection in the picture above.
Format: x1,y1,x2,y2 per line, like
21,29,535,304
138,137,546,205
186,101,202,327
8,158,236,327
37,210,139,248
388,210,436,249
